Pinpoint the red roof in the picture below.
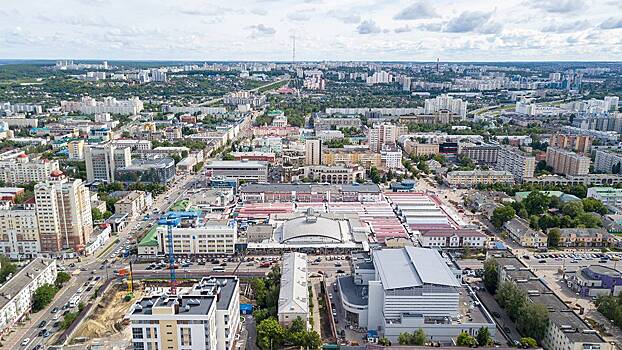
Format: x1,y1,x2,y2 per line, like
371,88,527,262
17,153,28,158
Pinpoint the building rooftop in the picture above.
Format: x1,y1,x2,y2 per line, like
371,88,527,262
278,252,308,315
205,160,268,169
192,276,239,310
0,258,55,310
131,294,214,317
138,226,159,247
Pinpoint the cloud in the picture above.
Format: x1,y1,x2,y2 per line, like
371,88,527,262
357,20,382,34
528,0,586,13
287,10,314,21
541,20,589,33
247,24,276,38
444,11,502,34
178,6,240,17
339,14,361,24
418,22,443,31
250,8,267,16
599,17,622,30
394,25,412,33
394,1,438,20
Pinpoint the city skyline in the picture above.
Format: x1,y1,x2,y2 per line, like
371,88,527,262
1,0,622,61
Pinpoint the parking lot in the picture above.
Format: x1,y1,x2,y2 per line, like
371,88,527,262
520,251,622,271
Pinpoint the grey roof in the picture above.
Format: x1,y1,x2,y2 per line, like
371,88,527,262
239,182,380,194
131,295,215,316
584,265,622,278
192,276,239,310
278,252,308,315
372,247,460,290
0,258,55,310
281,216,342,243
206,160,268,169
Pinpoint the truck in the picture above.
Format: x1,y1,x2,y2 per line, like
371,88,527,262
69,295,80,308
259,261,272,268
115,268,129,277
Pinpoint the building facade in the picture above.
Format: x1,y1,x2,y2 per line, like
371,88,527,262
85,143,132,183
546,147,590,176
496,146,536,181
446,170,514,187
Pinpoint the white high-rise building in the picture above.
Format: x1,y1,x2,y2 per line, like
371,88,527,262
60,96,143,115
424,94,468,118
0,153,59,185
84,143,132,183
496,146,536,181
35,178,93,254
368,123,405,152
366,71,393,85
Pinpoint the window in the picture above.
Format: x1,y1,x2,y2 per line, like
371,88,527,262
132,328,144,339
133,342,145,350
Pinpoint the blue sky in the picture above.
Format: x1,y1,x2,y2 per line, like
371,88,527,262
1,0,621,61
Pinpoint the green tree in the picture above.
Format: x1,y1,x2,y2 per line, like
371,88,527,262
412,328,427,346
60,311,79,329
0,255,16,283
562,201,584,217
32,284,59,312
378,337,391,346
495,281,527,320
575,212,602,228
548,228,561,248
369,166,382,184
582,198,608,215
520,337,538,348
55,271,71,288
483,259,499,294
516,303,549,343
523,191,551,216
398,332,413,345
491,205,515,228
456,331,477,347
257,317,286,350
91,208,103,221
476,327,492,346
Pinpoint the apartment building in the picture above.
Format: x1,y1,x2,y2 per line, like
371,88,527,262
204,161,268,183
0,208,40,259
322,148,382,169
114,191,149,220
403,140,440,157
278,252,309,327
35,178,93,254
424,94,468,118
546,147,590,176
305,139,321,166
368,123,406,152
313,115,361,131
503,217,547,249
67,140,85,160
587,187,622,207
0,259,57,337
446,170,514,187
418,229,488,248
458,143,499,164
594,149,622,174
61,96,143,115
111,139,153,151
549,134,592,153
150,220,237,257
0,154,60,185
84,143,132,183
496,146,536,181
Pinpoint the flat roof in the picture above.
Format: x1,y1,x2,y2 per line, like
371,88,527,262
0,258,55,310
278,252,308,315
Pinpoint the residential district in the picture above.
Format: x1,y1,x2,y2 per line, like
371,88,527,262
1,60,622,350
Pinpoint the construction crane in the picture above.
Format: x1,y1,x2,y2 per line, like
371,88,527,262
159,213,181,295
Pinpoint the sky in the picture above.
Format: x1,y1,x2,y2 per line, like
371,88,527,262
1,0,622,62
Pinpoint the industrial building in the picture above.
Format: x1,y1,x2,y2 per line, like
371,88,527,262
278,252,309,327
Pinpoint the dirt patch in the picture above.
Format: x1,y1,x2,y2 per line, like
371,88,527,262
73,283,142,340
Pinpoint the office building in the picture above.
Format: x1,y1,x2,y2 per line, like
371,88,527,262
116,158,176,184
322,148,382,170
594,149,622,174
305,139,321,166
424,94,468,118
111,139,152,151
238,183,382,203
304,165,365,184
147,220,237,257
496,146,536,181
368,123,406,152
549,134,592,153
403,141,440,157
278,252,309,327
418,229,488,248
446,170,514,187
85,143,132,183
380,145,403,169
0,154,60,185
35,178,93,254
114,191,150,220
545,147,590,176
204,161,268,183
587,187,622,207
0,259,57,337
313,115,361,131
67,140,85,161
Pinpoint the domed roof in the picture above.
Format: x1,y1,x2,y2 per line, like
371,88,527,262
50,170,64,177
281,215,342,243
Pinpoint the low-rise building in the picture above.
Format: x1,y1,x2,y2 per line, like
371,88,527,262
115,158,176,184
204,161,268,183
278,252,309,327
0,259,57,337
149,220,237,257
587,187,622,207
565,265,622,297
114,191,150,220
503,217,547,249
446,170,514,187
238,183,382,203
418,229,488,248
403,141,439,156
321,148,382,170
557,228,611,248
303,165,365,184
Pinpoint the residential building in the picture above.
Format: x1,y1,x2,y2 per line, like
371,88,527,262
0,208,40,259
525,174,622,186
418,229,488,248
278,252,309,327
115,158,176,184
566,265,622,297
403,141,440,157
305,139,322,166
424,94,468,118
60,96,143,115
0,154,60,185
204,161,268,183
313,115,361,131
545,147,590,176
594,149,622,174
111,139,152,151
496,146,536,181
446,170,514,187
557,228,611,248
368,123,406,152
0,259,57,337
322,148,382,169
549,134,592,153
380,145,403,169
503,217,547,249
114,191,149,221
148,220,237,256
458,143,499,164
67,140,85,161
35,178,93,254
303,165,365,184
84,143,132,183
587,187,622,207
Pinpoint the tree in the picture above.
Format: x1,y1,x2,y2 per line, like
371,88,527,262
495,281,527,320
483,259,499,294
456,331,477,347
257,317,286,350
516,303,549,343
412,328,427,346
398,332,413,345
32,284,59,312
369,166,382,184
548,228,561,248
55,272,71,288
476,327,492,347
378,337,391,346
0,255,16,283
582,198,608,215
575,212,602,228
562,201,584,217
523,191,551,216
91,208,103,221
491,205,515,228
520,337,538,348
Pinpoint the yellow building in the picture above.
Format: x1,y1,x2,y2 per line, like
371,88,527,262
321,148,381,169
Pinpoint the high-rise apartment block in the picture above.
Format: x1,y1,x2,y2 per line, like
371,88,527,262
0,208,40,259
368,123,406,152
67,140,85,160
0,153,60,185
424,94,468,118
594,149,622,174
458,143,499,164
85,143,132,183
496,146,535,181
35,178,93,254
305,139,322,166
549,134,592,153
545,147,590,176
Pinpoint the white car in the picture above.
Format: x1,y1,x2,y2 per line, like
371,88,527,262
21,338,30,346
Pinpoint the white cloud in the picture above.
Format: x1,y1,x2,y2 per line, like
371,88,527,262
600,18,622,30
528,0,586,13
541,20,589,33
247,24,276,38
394,1,438,20
356,20,382,34
394,25,412,33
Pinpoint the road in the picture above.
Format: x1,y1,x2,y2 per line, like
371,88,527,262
9,173,199,349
